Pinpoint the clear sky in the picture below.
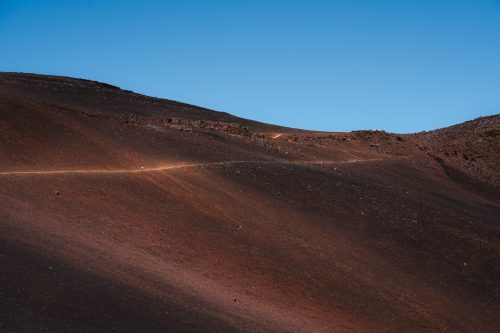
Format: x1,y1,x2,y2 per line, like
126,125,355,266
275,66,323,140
1,1,499,133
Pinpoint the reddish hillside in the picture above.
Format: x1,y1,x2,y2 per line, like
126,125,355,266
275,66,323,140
0,73,499,332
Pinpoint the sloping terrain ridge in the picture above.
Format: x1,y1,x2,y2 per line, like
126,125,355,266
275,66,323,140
0,73,499,332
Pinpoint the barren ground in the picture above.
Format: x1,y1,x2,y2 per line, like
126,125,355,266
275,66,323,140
0,73,499,332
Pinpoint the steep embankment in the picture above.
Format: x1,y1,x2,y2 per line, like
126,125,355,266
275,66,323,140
0,73,499,332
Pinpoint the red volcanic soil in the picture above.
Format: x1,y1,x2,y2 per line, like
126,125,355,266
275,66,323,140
0,72,499,332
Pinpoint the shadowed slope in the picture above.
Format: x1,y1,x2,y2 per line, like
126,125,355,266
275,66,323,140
0,236,239,333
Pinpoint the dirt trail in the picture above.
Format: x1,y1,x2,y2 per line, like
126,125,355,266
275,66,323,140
0,158,392,176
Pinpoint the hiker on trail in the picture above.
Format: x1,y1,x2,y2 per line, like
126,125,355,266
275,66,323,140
141,166,144,171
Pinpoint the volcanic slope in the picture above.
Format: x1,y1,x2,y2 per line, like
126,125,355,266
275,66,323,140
0,72,499,332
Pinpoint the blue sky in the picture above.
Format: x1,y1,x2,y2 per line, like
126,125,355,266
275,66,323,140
1,0,499,133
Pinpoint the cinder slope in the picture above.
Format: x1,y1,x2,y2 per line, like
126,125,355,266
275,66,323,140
0,72,287,132
409,115,500,192
0,73,499,332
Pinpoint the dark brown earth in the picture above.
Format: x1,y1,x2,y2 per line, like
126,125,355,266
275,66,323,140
0,72,499,332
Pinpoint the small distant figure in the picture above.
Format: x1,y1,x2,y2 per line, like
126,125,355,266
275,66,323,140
141,166,144,171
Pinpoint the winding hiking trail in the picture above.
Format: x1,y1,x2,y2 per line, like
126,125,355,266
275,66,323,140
0,158,391,176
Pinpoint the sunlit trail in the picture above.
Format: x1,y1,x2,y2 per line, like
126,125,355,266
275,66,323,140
0,158,394,176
